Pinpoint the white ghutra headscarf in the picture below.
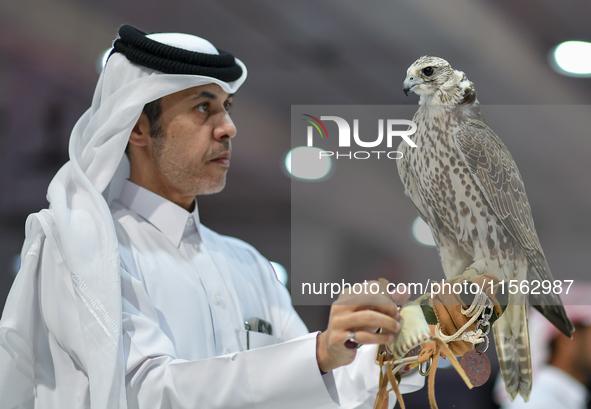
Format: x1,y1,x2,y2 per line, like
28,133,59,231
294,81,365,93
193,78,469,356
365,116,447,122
0,28,247,409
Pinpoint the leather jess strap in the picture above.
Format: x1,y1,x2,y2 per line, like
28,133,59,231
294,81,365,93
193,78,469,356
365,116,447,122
373,274,507,409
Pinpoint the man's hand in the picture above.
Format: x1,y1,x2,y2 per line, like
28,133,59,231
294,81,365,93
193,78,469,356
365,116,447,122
316,281,410,373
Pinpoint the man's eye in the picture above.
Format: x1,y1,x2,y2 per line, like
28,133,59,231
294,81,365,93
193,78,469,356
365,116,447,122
197,103,209,113
224,102,232,112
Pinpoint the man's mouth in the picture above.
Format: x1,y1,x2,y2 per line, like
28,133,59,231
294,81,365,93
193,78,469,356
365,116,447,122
210,152,231,166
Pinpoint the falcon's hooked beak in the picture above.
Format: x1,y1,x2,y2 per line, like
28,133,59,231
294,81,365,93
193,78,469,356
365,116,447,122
403,77,422,96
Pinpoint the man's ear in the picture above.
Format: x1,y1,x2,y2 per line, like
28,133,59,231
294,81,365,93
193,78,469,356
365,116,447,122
129,113,151,147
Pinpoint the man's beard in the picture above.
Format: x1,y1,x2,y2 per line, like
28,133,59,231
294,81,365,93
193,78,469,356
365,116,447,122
151,130,231,197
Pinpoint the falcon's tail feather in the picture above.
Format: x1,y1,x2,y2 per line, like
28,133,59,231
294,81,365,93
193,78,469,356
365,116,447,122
530,295,573,338
493,304,532,402
527,253,574,338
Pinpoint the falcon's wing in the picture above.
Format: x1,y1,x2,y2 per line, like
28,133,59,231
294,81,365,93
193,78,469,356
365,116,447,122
454,118,573,336
397,150,429,223
455,119,539,252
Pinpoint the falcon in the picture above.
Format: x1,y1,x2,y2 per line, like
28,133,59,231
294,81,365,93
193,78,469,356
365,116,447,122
398,56,574,401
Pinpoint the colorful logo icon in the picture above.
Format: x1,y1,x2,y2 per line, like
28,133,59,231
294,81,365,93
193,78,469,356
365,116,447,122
302,114,329,146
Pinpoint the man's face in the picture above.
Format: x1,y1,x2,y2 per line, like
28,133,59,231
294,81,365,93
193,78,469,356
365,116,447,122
149,84,236,197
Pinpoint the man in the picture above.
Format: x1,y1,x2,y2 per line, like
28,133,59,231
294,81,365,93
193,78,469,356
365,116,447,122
0,25,423,408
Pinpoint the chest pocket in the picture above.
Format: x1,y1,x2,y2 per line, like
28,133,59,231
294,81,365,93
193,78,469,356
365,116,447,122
238,329,279,351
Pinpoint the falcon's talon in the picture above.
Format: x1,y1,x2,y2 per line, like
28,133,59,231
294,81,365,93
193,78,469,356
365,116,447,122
414,292,431,304
446,275,464,283
462,267,481,281
446,267,481,283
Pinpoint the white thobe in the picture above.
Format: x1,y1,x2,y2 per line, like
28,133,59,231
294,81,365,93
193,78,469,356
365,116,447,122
17,179,423,409
109,180,423,408
499,366,588,409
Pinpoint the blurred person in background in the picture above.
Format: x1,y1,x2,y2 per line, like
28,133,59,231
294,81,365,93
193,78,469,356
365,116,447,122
495,285,591,409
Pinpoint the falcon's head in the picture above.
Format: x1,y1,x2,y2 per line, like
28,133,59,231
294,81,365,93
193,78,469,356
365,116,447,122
403,56,476,105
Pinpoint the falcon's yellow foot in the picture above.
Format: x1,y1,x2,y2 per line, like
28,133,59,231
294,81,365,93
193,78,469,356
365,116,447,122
448,267,481,283
414,293,431,304
413,267,483,304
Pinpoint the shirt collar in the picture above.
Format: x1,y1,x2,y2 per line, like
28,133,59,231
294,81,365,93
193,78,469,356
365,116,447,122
118,180,201,247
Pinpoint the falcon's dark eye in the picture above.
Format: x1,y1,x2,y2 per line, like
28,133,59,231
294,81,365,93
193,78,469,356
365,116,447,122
422,67,434,76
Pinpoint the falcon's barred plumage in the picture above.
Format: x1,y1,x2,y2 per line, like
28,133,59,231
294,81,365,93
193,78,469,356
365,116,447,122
398,56,574,401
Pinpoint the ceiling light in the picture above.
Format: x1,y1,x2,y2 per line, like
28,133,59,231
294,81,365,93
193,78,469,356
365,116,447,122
549,41,591,77
270,262,289,286
412,217,436,246
96,48,113,74
285,147,332,180
11,254,21,276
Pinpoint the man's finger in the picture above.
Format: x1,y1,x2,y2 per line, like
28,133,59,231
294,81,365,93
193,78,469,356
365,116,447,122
333,302,399,319
335,292,395,306
390,288,412,305
349,330,395,346
333,310,401,334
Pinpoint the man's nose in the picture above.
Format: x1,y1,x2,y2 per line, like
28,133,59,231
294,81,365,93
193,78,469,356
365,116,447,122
214,113,237,140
